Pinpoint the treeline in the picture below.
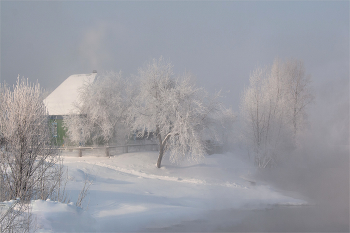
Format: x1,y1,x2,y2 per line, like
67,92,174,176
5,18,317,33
64,57,313,169
64,57,236,168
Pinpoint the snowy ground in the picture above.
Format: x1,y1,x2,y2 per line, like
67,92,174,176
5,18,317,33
31,150,307,232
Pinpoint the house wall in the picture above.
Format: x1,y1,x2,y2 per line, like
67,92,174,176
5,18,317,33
49,116,66,146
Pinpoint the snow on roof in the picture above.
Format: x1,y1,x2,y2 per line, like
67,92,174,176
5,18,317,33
44,73,97,116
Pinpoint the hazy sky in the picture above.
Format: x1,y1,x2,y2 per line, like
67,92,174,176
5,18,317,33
1,1,348,111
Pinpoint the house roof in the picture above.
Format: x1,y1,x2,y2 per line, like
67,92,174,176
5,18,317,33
44,73,97,115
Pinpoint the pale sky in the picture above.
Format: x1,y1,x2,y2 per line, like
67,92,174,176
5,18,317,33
1,1,349,111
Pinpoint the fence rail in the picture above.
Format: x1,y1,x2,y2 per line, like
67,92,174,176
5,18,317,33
59,144,158,157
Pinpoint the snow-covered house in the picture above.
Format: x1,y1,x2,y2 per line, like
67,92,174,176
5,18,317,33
44,72,97,145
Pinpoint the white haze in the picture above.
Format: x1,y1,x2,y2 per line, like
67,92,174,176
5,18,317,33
1,1,348,111
149,76,349,232
0,1,348,232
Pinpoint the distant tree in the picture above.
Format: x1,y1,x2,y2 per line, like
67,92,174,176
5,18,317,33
240,58,313,168
284,59,314,138
129,58,235,168
240,67,274,167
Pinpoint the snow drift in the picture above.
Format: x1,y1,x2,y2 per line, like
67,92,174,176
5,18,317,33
30,151,306,232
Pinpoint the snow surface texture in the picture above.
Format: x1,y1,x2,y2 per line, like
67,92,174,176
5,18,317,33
31,151,306,232
43,73,97,115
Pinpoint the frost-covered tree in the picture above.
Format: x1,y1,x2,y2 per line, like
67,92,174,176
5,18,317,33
64,72,133,146
284,59,313,138
240,67,274,167
240,58,313,168
129,58,235,168
0,78,59,201
0,78,60,232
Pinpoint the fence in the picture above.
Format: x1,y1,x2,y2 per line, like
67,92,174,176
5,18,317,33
59,143,158,157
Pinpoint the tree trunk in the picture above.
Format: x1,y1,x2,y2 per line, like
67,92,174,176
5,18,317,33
156,144,164,168
156,129,164,168
155,126,172,168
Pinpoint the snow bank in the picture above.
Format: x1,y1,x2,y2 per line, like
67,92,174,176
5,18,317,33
32,200,95,232
49,151,307,232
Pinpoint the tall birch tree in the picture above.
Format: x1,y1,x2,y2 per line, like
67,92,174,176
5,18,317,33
284,59,313,138
240,58,313,168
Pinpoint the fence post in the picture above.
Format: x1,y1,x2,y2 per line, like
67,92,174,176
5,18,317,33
79,147,82,157
126,145,128,153
105,146,110,157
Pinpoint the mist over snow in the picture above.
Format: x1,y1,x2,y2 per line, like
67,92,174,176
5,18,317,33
30,151,307,232
0,1,348,232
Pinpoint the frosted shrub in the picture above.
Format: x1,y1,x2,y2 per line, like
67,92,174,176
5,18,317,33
0,78,60,231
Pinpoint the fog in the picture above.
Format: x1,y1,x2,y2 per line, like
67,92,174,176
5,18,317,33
1,1,349,232
146,77,350,232
1,1,348,112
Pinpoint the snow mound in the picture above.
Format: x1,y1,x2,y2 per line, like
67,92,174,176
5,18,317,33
86,161,207,185
31,200,96,232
